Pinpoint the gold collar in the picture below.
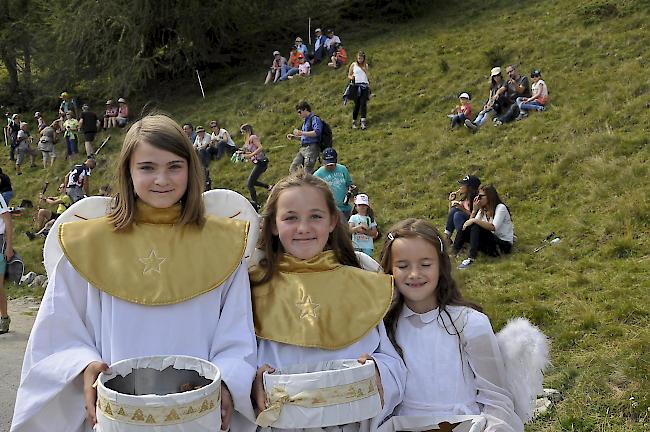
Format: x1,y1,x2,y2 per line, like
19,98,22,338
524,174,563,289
59,207,249,305
252,251,393,350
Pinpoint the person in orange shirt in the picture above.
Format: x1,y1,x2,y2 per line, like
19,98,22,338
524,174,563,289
280,45,301,81
328,43,348,69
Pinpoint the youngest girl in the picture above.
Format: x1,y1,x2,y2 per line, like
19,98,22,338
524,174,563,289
348,193,378,257
380,218,523,431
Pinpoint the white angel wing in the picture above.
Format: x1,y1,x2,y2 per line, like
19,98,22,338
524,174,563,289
202,189,260,265
495,318,550,423
43,196,113,278
355,251,383,272
43,190,261,278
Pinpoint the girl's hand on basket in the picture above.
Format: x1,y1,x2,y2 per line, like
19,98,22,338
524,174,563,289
83,361,109,427
252,364,275,413
220,382,233,431
358,354,384,408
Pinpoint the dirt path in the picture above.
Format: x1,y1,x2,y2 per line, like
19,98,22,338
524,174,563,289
0,298,39,432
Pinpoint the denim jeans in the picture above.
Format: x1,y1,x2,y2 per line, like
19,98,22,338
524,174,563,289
474,109,494,127
1,191,13,205
446,207,467,235
516,97,545,112
450,210,470,253
450,113,466,128
280,65,299,80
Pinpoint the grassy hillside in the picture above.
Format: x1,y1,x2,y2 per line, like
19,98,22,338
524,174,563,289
5,0,649,430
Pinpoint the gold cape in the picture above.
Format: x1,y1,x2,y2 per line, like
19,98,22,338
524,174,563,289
251,251,393,350
59,201,249,305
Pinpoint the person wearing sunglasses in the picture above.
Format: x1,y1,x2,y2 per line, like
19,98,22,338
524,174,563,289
455,184,515,270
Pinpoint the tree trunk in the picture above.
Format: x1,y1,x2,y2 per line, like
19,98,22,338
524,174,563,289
23,43,32,94
1,52,20,95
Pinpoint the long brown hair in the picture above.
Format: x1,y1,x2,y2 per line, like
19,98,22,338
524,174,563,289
108,114,206,230
479,184,511,220
380,218,481,356
251,170,360,286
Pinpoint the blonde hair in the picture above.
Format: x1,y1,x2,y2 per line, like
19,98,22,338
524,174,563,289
252,170,359,286
108,114,206,229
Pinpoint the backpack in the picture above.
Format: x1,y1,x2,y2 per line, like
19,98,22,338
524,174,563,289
309,115,333,151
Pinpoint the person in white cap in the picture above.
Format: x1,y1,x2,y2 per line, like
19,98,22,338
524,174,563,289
103,99,117,129
448,92,473,128
311,28,327,64
348,193,379,257
265,50,287,84
465,66,507,131
115,97,129,128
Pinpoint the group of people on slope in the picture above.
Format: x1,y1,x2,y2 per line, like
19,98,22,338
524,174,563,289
445,175,515,270
11,114,530,432
448,65,549,131
264,28,346,84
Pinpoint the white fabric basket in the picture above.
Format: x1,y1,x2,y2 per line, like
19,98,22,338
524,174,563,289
378,415,486,432
96,355,221,431
259,359,381,429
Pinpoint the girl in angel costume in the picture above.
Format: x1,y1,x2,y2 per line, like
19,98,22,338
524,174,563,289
249,171,407,431
11,115,258,432
378,219,548,432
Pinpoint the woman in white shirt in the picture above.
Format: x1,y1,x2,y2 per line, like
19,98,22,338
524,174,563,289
457,185,514,270
347,50,370,130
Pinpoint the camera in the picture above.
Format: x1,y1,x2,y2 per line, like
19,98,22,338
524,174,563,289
343,184,358,206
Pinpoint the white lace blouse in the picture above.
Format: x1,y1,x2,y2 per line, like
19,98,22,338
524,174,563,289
394,305,524,432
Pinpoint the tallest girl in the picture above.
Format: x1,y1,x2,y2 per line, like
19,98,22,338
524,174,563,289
11,115,257,432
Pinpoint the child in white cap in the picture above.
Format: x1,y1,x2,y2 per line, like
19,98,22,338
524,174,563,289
348,193,379,257
448,92,473,128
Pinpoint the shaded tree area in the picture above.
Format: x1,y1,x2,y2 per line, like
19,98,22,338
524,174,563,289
0,0,429,111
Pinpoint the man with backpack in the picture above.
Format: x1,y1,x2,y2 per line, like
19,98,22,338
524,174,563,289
287,100,332,174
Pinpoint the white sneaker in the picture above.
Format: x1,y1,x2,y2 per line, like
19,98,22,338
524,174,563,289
457,258,474,270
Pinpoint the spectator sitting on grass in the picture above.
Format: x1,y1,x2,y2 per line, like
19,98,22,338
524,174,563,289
26,183,71,240
182,123,196,144
327,43,348,69
456,184,515,270
280,46,301,81
448,92,473,129
209,120,237,160
445,174,480,251
294,36,308,56
193,126,212,169
287,54,310,79
311,28,328,64
465,67,508,132
103,100,117,129
516,69,548,120
325,28,341,57
494,64,531,126
116,98,129,128
265,50,286,84
16,122,36,175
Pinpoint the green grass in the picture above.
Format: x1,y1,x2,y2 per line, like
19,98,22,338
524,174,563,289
5,0,649,430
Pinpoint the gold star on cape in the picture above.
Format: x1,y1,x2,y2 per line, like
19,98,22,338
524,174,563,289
296,295,320,319
139,249,167,275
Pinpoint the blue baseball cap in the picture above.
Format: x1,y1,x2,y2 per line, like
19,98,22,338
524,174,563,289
323,148,337,165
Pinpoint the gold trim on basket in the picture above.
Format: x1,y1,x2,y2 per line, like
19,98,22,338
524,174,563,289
97,391,220,426
256,376,378,427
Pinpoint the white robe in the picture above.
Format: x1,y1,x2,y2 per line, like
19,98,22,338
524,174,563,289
394,306,524,432
11,257,258,432
257,322,407,432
